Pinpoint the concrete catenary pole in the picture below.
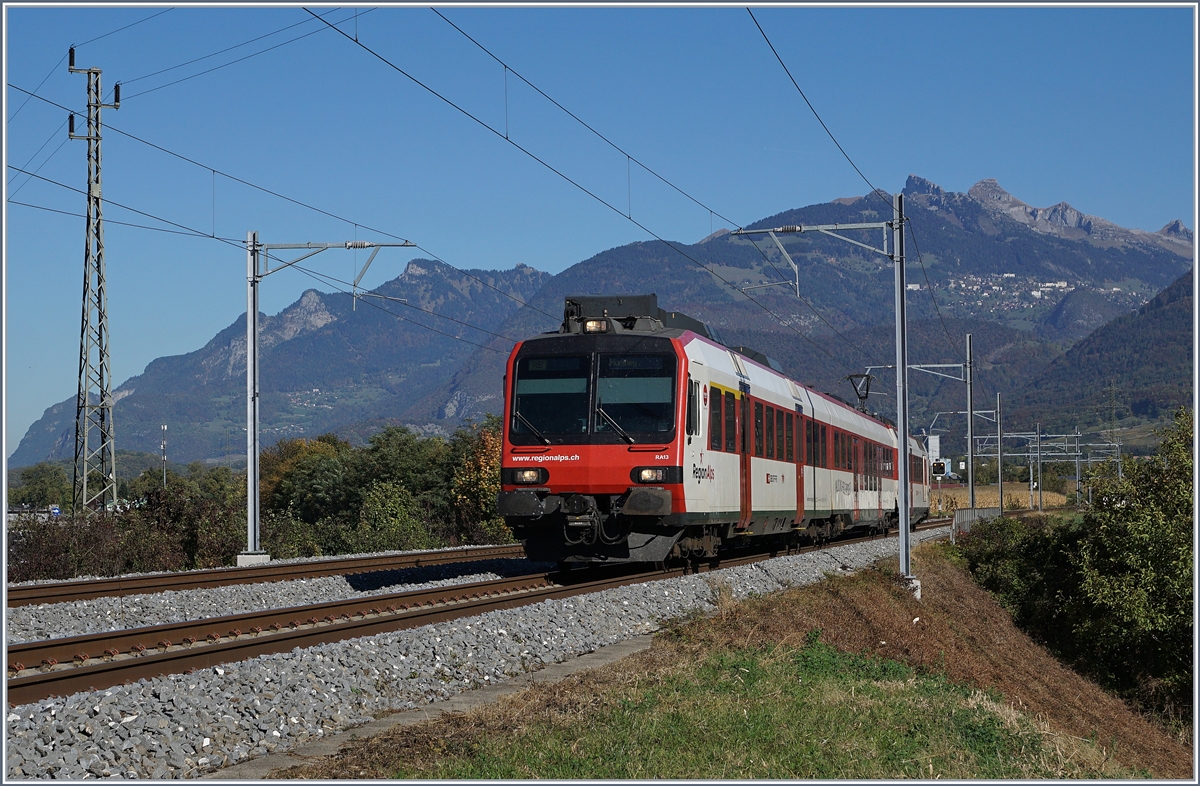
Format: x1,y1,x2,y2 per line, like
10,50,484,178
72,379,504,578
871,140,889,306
996,393,1003,514
893,194,913,585
966,333,975,510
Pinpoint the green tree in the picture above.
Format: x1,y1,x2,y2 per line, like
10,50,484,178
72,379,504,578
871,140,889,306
347,481,433,553
8,462,71,509
1073,407,1193,707
959,408,1194,718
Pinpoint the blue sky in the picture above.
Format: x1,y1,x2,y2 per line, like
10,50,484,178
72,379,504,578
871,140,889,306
4,4,1196,460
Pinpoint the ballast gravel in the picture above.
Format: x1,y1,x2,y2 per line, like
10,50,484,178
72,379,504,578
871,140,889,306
6,528,946,780
5,559,553,645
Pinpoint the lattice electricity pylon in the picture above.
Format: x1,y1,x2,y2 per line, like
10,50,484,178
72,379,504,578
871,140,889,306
69,48,120,514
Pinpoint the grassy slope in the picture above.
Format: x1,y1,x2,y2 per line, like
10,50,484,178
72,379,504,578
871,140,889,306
273,542,1191,780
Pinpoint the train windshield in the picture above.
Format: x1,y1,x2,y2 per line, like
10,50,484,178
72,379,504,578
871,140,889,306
595,353,676,436
510,348,677,444
512,355,591,437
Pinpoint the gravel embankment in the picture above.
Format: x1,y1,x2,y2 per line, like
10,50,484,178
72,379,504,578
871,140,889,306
6,528,946,780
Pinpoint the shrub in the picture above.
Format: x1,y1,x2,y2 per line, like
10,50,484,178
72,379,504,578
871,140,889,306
958,408,1193,719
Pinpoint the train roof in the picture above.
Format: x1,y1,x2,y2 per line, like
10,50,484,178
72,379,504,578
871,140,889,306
522,295,923,452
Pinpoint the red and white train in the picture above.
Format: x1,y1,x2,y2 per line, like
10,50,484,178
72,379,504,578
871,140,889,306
497,295,929,565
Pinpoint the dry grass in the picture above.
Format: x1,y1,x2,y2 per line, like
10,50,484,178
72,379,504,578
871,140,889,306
931,484,1068,513
272,542,1192,780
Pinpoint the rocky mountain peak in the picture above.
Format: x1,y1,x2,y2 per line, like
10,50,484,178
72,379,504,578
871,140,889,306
903,174,945,197
1158,219,1194,242
968,178,1025,207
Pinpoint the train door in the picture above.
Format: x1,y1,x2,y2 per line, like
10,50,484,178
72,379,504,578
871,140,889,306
852,437,862,522
738,387,752,529
794,407,804,527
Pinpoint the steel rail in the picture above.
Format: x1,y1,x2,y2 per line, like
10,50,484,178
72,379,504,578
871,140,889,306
6,544,526,607
7,523,948,705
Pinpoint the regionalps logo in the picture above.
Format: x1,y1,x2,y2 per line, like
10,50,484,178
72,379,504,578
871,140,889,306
692,464,715,481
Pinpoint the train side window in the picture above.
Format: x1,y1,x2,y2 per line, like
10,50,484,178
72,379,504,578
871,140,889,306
834,432,841,469
820,425,828,468
776,410,786,462
785,413,794,462
725,393,737,453
691,379,700,439
754,402,764,457
709,389,723,451
765,406,775,459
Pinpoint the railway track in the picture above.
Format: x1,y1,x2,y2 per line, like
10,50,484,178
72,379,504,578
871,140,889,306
6,544,526,607
6,522,946,706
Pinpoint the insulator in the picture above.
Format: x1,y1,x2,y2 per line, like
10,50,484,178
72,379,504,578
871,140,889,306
780,225,801,233
345,241,371,249
114,83,120,105
69,47,75,69
68,114,75,135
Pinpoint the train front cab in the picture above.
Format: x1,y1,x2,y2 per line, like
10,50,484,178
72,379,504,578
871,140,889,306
497,329,692,564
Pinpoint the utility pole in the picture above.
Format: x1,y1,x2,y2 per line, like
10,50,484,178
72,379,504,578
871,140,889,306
966,333,975,509
242,234,414,566
996,393,1003,514
893,194,913,587
1036,423,1043,512
729,193,916,595
69,48,120,515
161,424,167,488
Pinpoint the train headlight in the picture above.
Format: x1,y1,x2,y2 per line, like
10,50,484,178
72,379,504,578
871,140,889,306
504,468,548,485
638,468,667,483
583,318,609,333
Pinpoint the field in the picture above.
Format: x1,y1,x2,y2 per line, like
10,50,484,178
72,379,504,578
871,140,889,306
930,483,1069,514
275,541,1190,780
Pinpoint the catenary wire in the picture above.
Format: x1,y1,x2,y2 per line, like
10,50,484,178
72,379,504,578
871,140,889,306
432,7,745,232
307,9,861,374
746,8,894,217
432,8,883,364
747,8,962,366
905,218,967,364
8,169,517,356
7,83,558,323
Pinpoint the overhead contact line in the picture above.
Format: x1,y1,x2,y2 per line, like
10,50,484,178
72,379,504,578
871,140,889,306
308,9,863,374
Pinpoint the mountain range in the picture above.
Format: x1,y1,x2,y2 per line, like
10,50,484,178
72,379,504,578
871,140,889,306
10,175,1192,468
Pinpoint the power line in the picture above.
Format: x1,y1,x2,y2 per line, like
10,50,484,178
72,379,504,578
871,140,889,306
739,232,884,365
285,263,510,354
306,8,860,374
118,9,340,87
8,168,517,356
746,8,893,216
8,83,557,323
432,7,744,232
121,8,367,101
7,8,173,122
904,218,966,363
431,7,875,360
8,199,243,241
273,259,524,343
747,9,958,366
